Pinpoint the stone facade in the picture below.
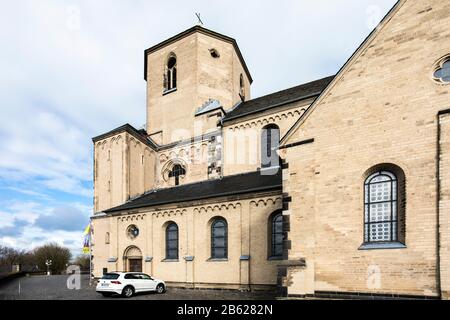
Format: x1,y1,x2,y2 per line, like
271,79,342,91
280,0,450,298
91,0,450,298
92,194,282,290
94,130,157,213
145,30,251,145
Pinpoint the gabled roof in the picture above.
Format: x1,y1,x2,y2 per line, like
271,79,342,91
92,123,222,152
92,123,158,149
221,76,334,124
144,25,253,84
195,99,225,117
103,169,282,214
280,0,403,145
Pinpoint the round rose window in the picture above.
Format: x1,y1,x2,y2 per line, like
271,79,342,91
127,225,139,239
433,56,450,84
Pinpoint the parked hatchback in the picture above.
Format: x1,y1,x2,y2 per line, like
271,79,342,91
96,272,166,298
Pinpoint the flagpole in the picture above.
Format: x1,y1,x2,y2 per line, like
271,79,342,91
89,220,92,287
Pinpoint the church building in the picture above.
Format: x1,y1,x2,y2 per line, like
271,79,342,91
91,0,450,299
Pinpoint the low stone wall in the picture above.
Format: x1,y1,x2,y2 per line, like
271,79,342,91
0,272,25,285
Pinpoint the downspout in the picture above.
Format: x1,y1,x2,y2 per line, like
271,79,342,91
437,110,446,299
436,112,442,298
437,108,450,299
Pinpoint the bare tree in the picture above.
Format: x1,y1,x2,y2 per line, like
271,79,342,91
0,245,28,271
31,243,72,275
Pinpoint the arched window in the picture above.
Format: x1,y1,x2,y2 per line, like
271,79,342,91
239,74,245,100
166,223,179,260
364,167,405,244
269,211,283,259
169,164,186,186
211,218,227,259
164,53,177,92
261,124,280,169
105,232,110,244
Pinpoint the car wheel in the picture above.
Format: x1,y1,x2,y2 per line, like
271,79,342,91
122,286,134,298
101,292,113,297
156,284,165,294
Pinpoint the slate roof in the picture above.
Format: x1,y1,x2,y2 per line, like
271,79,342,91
103,169,282,214
222,76,334,123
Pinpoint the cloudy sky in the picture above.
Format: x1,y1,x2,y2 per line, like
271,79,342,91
0,0,397,257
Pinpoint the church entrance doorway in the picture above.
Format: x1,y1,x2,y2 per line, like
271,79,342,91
123,246,143,272
129,259,142,272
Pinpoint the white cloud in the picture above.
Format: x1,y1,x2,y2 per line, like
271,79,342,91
6,187,51,200
0,200,91,256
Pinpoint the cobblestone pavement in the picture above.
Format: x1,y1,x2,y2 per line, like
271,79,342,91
0,274,276,300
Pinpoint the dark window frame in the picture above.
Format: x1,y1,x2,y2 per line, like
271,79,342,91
261,124,280,169
127,225,139,239
169,164,186,186
164,54,178,93
165,223,179,260
102,273,118,279
269,211,283,259
239,74,245,100
364,170,398,244
211,218,228,259
434,58,450,83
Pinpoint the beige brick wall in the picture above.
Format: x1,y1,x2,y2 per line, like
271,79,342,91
92,193,282,289
146,32,251,146
146,33,198,145
94,132,156,212
223,102,310,176
282,0,450,297
197,33,250,111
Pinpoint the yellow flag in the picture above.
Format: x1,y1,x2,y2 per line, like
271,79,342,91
82,223,92,254
83,224,91,235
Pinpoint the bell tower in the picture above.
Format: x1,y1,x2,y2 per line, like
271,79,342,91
144,26,252,145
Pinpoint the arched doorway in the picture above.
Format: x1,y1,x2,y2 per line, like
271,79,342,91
123,246,142,272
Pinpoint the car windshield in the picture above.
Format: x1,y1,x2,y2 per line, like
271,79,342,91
101,273,120,280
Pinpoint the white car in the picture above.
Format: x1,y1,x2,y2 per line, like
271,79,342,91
96,272,166,298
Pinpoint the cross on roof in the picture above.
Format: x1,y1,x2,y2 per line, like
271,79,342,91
195,13,204,26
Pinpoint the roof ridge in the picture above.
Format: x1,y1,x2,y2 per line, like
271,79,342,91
248,75,334,103
222,75,334,123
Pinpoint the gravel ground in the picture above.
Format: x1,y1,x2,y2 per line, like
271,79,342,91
0,274,276,300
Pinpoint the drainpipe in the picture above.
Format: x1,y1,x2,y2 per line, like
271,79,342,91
436,109,450,299
436,111,442,299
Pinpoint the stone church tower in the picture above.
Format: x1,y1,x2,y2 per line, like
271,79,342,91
93,27,254,213
145,27,252,145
